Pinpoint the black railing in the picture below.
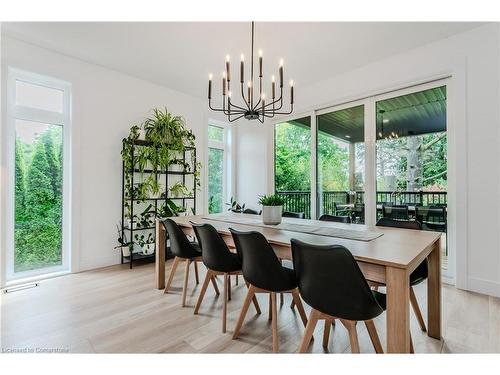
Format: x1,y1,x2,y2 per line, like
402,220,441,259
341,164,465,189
276,190,447,218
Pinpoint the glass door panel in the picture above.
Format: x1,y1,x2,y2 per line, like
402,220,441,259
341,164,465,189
316,105,365,223
274,116,311,218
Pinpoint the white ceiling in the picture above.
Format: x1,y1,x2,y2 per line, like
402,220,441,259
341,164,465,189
2,22,484,99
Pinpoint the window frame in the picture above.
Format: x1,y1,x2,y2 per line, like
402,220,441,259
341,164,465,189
206,120,233,214
4,68,72,283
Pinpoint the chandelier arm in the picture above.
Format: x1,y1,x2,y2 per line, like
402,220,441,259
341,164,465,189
268,104,294,115
263,87,284,109
228,113,246,122
228,97,248,112
209,100,245,114
240,82,251,110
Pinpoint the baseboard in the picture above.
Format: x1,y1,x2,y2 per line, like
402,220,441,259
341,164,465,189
466,276,500,298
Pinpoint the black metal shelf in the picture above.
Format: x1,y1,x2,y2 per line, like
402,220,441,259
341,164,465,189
121,138,197,269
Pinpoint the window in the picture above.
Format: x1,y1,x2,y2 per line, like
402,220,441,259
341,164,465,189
207,123,232,214
6,69,71,281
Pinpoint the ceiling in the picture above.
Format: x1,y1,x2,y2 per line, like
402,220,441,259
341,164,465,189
2,22,483,100
316,86,447,143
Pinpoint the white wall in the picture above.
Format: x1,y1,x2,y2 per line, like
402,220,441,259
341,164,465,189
235,23,500,297
1,36,210,279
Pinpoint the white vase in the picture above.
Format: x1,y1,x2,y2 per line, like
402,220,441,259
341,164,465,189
262,205,283,225
143,243,155,255
121,246,131,257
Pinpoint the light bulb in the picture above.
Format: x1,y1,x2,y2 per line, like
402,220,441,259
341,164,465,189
209,73,213,80
290,80,294,87
240,53,245,61
261,93,266,100
247,81,252,87
279,58,284,67
222,71,226,78
271,75,275,82
228,91,232,98
258,49,263,57
226,54,230,62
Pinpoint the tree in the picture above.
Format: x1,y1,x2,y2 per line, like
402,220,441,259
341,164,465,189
15,138,27,222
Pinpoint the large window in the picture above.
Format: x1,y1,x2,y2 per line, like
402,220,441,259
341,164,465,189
6,69,71,281
274,116,312,218
207,123,231,214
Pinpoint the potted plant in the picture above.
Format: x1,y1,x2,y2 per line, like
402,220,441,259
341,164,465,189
225,196,246,213
135,232,155,255
115,223,132,256
259,194,285,225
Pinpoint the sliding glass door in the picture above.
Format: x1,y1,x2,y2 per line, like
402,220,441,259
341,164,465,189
316,104,365,223
274,116,312,218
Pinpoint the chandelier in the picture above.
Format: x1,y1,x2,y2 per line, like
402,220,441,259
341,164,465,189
207,22,294,123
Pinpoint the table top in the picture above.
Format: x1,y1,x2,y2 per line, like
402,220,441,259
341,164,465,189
169,213,441,271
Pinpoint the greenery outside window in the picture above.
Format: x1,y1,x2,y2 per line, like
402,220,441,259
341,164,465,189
207,123,231,214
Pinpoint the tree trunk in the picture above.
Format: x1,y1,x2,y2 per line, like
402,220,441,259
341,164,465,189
406,136,423,191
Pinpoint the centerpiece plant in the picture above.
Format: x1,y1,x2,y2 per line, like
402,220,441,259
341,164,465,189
258,194,286,225
120,108,201,254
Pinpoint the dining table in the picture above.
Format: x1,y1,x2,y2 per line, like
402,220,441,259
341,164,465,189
155,212,442,353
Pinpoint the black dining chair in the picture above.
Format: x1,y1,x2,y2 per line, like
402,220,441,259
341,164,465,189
282,211,305,219
242,208,261,215
291,239,385,353
163,218,205,307
376,217,428,334
229,228,308,353
382,204,409,220
318,214,351,223
190,222,261,332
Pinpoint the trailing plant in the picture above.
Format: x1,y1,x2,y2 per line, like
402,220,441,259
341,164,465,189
225,196,245,213
114,223,131,249
134,232,155,247
258,194,286,206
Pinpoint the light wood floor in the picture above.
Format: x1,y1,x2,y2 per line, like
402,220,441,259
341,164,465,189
1,260,499,353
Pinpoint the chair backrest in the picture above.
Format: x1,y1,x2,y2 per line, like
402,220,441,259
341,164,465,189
190,222,240,272
243,208,260,215
382,204,409,220
229,228,292,291
376,217,422,230
318,214,351,223
282,211,305,219
162,218,200,258
291,239,384,321
376,217,427,282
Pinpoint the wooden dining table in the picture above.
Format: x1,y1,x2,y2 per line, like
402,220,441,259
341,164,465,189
155,213,442,353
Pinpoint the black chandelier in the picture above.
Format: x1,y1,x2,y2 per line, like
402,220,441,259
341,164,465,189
208,22,294,123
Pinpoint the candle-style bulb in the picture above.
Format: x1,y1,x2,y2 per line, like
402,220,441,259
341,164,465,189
279,58,284,67
259,49,263,57
226,54,230,62
228,91,232,98
271,75,275,83
240,53,245,61
209,73,213,80
290,80,294,87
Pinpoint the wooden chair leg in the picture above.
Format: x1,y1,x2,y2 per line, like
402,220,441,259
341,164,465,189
194,270,213,314
290,300,296,309
271,292,278,353
268,293,273,321
410,332,415,354
364,320,383,353
194,261,200,285
235,274,239,285
210,275,220,295
341,320,360,353
322,319,331,348
291,289,308,328
228,275,232,301
233,285,255,339
245,281,261,314
298,309,321,353
181,259,191,307
410,286,427,332
164,256,180,293
223,274,229,333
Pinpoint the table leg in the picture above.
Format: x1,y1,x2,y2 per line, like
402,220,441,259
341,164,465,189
386,266,410,353
427,237,442,339
155,219,166,289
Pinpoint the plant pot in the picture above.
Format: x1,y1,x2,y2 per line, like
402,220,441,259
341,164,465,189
127,220,137,230
121,246,131,257
262,205,283,225
143,243,155,255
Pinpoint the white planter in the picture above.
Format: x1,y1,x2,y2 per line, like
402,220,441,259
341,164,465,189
127,220,137,230
262,205,283,225
143,243,155,255
121,246,131,257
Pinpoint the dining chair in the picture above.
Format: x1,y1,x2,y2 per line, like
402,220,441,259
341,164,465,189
291,239,385,353
376,217,428,333
382,204,409,220
229,228,308,353
163,218,205,307
282,211,305,219
318,214,351,223
190,222,261,333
